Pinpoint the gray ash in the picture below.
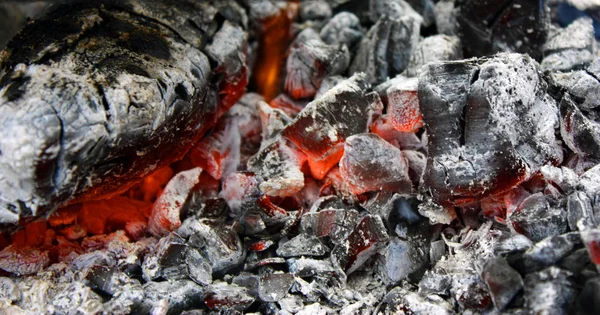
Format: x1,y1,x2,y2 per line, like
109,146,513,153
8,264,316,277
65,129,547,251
1,0,600,314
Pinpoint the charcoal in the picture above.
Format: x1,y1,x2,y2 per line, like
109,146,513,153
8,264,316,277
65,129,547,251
232,272,260,297
434,0,458,35
377,287,454,315
85,265,136,296
0,245,49,275
418,271,452,296
287,257,338,278
568,191,596,231
509,193,567,242
300,209,359,245
142,280,205,315
51,281,103,314
419,54,563,206
281,74,381,179
245,257,286,271
543,17,595,56
383,235,429,283
186,248,213,286
149,168,203,236
350,15,421,84
405,35,462,77
278,294,304,314
369,0,423,24
481,257,523,310
299,1,332,21
247,139,305,198
203,282,255,311
494,234,534,255
258,101,292,146
541,49,596,72
429,239,446,265
577,277,600,315
555,66,600,111
385,77,423,132
332,215,390,274
580,229,600,265
579,164,600,198
559,248,592,276
285,38,350,100
220,172,262,218
319,12,364,49
0,277,20,304
0,0,249,230
258,273,294,302
276,234,330,257
560,94,600,162
524,267,576,315
417,198,456,225
456,0,548,60
339,133,412,195
540,165,579,194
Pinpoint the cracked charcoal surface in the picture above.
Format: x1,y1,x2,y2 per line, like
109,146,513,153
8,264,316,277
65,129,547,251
0,0,248,231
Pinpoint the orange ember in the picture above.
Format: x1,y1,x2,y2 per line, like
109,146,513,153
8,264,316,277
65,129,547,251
251,2,299,101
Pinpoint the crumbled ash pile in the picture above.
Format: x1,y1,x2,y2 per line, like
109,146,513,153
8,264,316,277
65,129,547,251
2,0,600,314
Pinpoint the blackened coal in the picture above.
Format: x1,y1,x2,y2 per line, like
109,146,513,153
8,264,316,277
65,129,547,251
2,1,600,314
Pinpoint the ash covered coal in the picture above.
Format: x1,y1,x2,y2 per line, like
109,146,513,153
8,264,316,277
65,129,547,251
2,0,600,314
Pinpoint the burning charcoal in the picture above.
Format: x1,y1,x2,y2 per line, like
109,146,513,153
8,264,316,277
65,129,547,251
203,282,255,311
418,271,452,296
149,168,203,236
508,193,567,242
556,62,600,110
186,248,212,286
332,215,390,274
417,198,456,225
481,257,523,310
524,267,576,315
189,119,241,181
339,133,412,195
350,15,421,84
258,101,292,146
320,12,363,50
287,257,338,278
220,172,262,218
580,164,600,198
0,0,250,230
383,236,429,284
269,93,306,117
405,35,462,77
0,245,49,275
51,282,103,314
0,277,20,304
300,1,331,21
385,77,423,132
377,287,454,315
581,229,600,265
248,139,305,197
542,17,596,72
577,277,600,315
142,280,204,314
300,209,359,245
258,273,295,302
369,0,424,24
245,257,286,271
85,265,140,297
419,54,563,206
560,94,600,162
456,0,548,60
568,192,596,231
540,165,579,194
281,74,381,179
276,234,330,257
285,38,350,100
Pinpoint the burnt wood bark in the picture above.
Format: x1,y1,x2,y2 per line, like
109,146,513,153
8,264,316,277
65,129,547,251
0,0,248,231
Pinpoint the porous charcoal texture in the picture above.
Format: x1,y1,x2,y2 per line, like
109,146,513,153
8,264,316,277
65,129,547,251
457,0,548,60
0,0,248,231
419,53,563,206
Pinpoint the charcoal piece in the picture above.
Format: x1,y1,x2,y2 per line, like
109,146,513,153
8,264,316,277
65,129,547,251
350,15,421,84
300,209,359,245
405,35,462,77
419,54,563,206
434,0,458,35
85,266,133,296
187,219,245,274
369,0,423,24
285,38,350,100
577,277,600,315
0,245,49,275
332,215,390,274
232,272,260,297
287,257,337,278
429,239,446,266
579,164,600,198
220,172,262,218
524,267,576,315
0,277,20,304
203,282,255,311
559,248,592,276
281,74,380,179
299,1,331,21
339,133,412,195
540,165,579,195
245,257,286,271
456,0,548,60
544,17,596,55
258,273,295,302
541,49,596,72
377,287,454,315
51,282,103,314
558,63,600,110
278,295,304,314
509,193,567,242
257,101,292,147
481,257,523,310
418,271,452,296
149,167,203,237
0,0,249,230
385,77,423,132
383,235,429,284
494,234,534,255
417,198,456,225
72,250,115,272
580,229,600,265
314,75,347,99
276,234,330,257
567,192,596,231
142,280,205,315
186,248,212,286
319,12,363,49
247,139,305,198
560,94,600,162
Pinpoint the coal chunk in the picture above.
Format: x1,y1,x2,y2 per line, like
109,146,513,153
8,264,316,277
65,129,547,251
577,277,600,315
141,280,205,314
512,233,582,273
319,12,364,49
457,0,548,60
542,17,596,72
481,257,523,310
508,193,567,242
276,234,330,258
419,53,562,206
258,273,294,302
524,267,576,315
567,191,596,231
203,282,255,311
559,94,600,163
405,35,462,77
